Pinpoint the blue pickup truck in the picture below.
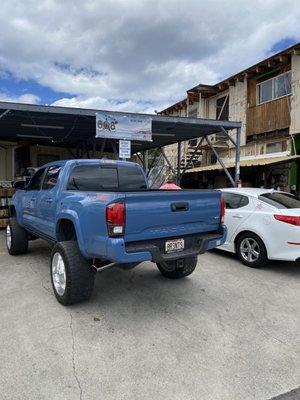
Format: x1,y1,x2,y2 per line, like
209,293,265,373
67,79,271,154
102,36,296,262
6,159,226,305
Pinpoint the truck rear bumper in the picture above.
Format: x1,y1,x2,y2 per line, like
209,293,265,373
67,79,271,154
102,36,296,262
105,226,227,264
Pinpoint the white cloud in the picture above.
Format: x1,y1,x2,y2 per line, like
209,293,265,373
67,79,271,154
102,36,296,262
52,95,160,114
0,0,299,112
0,92,40,104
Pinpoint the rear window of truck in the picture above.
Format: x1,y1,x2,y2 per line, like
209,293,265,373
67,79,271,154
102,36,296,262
67,164,146,191
118,165,147,190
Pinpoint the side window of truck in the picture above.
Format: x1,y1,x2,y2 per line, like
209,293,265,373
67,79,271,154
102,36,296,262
27,168,46,191
42,166,62,190
67,165,118,191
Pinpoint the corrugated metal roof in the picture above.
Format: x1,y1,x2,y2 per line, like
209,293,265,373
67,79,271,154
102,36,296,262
185,155,300,173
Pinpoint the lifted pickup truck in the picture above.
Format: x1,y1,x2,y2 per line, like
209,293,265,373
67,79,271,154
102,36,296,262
6,159,226,305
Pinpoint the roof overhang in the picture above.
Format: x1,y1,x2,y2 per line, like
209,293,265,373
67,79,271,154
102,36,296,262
185,155,300,173
0,101,241,153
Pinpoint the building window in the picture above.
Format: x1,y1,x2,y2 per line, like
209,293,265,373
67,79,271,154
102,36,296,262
274,72,291,98
216,96,229,120
259,145,264,155
257,71,291,104
266,142,284,154
259,79,273,103
188,109,198,118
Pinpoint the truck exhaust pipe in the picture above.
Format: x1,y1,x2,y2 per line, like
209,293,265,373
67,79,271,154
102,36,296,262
92,261,117,273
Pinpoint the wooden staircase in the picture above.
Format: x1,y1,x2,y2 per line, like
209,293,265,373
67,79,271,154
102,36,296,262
180,142,202,171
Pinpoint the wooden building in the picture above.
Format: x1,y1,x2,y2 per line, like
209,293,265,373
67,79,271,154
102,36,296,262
159,43,300,192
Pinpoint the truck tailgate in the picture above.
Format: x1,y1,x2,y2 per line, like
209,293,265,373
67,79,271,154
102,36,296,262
124,190,221,242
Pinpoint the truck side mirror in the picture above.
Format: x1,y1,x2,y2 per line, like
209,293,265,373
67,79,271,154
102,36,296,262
13,181,26,190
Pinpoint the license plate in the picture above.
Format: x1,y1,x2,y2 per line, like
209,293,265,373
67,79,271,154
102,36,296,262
165,238,185,253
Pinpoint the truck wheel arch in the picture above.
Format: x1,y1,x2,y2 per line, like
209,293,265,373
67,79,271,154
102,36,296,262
56,219,77,242
55,213,88,258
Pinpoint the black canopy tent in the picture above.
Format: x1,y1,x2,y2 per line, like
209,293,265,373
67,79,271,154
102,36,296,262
0,101,242,186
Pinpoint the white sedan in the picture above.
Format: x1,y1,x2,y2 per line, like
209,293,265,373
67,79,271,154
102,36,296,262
219,188,300,267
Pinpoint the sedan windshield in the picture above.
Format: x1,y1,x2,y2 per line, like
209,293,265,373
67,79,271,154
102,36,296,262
259,192,300,209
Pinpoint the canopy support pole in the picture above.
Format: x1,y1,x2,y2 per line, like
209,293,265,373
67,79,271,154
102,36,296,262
143,150,149,174
0,109,10,120
92,138,96,157
161,147,177,177
135,152,144,164
147,148,160,177
99,139,106,158
205,135,235,187
111,141,118,158
235,127,241,185
177,142,181,184
219,126,236,146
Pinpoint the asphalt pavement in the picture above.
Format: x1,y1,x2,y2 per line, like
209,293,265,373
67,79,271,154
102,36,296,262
0,232,299,400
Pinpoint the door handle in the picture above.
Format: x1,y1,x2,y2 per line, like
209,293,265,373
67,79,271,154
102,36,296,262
232,214,243,219
171,202,189,212
46,198,53,203
31,197,36,201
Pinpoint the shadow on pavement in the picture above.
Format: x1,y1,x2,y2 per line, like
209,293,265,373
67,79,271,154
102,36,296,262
212,249,300,277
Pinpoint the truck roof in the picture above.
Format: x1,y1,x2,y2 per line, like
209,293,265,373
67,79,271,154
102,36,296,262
39,159,140,169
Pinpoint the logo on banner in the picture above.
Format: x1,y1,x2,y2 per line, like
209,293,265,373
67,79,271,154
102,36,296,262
97,118,116,132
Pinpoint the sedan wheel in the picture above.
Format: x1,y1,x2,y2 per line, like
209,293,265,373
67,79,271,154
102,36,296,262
240,237,260,263
236,233,267,268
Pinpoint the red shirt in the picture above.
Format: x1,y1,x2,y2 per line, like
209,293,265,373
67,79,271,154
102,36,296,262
159,182,181,190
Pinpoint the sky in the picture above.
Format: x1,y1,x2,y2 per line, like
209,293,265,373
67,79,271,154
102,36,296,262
0,0,299,114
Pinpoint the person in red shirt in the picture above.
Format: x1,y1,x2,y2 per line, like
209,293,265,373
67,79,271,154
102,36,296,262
160,177,181,190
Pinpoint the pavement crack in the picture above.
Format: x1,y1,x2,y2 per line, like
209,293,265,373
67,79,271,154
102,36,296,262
28,264,52,295
70,313,83,400
41,279,52,294
217,310,225,332
248,310,300,357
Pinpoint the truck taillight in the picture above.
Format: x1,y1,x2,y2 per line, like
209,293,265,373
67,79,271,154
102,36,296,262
274,214,300,226
106,202,125,237
220,196,225,223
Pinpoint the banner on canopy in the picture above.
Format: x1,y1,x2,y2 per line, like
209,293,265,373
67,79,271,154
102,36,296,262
96,112,152,141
